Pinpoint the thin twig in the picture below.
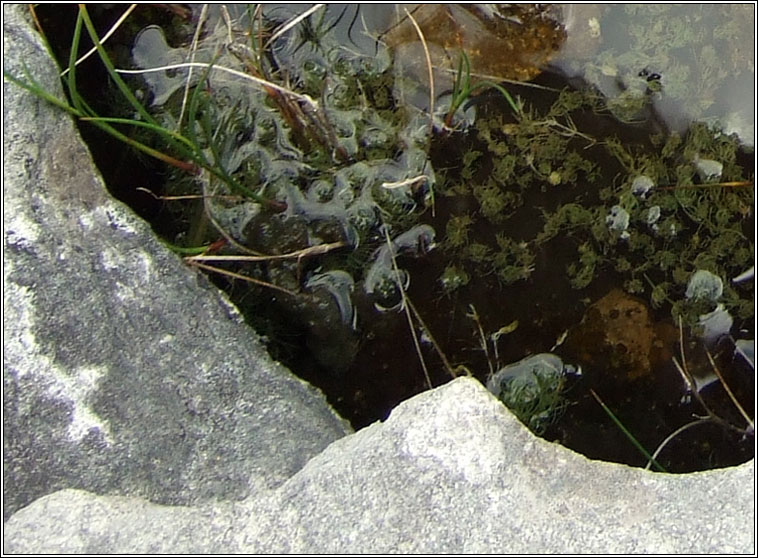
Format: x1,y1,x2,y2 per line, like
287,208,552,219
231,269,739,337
677,315,688,380
467,304,494,377
187,260,299,297
116,62,318,107
671,318,752,436
185,241,346,263
646,419,705,470
405,296,457,379
61,4,137,76
655,180,753,191
704,346,754,431
198,170,260,255
264,4,326,50
220,4,234,43
403,7,434,136
136,187,242,202
381,175,428,190
178,3,209,129
382,226,433,390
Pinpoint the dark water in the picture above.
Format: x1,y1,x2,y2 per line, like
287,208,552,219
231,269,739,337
34,4,755,473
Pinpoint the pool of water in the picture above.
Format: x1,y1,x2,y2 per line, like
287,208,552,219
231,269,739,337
35,4,754,472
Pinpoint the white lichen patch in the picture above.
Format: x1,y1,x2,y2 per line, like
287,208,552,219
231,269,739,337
102,246,155,293
4,208,41,251
100,245,120,271
102,205,142,236
158,333,175,344
3,275,39,375
49,365,112,443
4,279,112,444
80,205,142,238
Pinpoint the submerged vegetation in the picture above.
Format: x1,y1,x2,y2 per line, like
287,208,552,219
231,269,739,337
18,4,754,472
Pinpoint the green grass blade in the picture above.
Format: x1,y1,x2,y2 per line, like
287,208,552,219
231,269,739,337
471,80,521,115
3,68,81,117
80,116,199,152
78,5,158,127
161,240,214,255
65,9,85,113
590,389,668,473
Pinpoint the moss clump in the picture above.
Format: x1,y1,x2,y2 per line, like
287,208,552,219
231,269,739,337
434,74,752,332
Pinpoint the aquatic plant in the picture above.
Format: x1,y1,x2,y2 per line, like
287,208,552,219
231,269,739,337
487,354,572,435
6,6,284,211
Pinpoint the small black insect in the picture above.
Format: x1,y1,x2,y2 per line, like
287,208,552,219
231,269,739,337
638,68,661,82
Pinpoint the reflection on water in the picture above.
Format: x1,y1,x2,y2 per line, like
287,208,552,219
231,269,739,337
552,4,754,146
218,5,754,145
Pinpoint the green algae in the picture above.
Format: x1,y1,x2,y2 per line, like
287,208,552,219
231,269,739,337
433,72,753,332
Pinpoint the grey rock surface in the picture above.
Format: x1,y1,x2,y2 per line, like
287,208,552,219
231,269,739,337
3,3,350,521
4,378,755,554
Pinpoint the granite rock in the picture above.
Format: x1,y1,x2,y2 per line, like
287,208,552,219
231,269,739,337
3,3,350,522
4,379,754,553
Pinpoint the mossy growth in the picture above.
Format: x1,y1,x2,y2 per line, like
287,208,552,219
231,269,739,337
500,369,568,435
433,78,753,333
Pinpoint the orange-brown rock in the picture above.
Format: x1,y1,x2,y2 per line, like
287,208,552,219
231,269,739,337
382,4,566,83
564,288,677,382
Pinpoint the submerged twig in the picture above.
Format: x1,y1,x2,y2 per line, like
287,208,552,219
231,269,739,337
466,304,494,377
668,315,753,452
403,7,434,136
187,260,299,298
405,296,457,380
185,241,346,264
381,225,433,390
197,171,261,255
655,180,753,191
60,4,137,76
645,420,704,471
704,346,754,432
